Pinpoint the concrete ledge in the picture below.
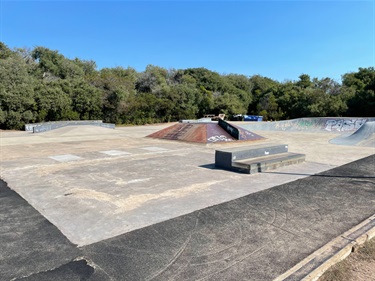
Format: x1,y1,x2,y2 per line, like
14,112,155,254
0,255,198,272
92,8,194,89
233,152,306,174
25,120,115,133
274,214,375,281
215,143,289,169
215,143,306,174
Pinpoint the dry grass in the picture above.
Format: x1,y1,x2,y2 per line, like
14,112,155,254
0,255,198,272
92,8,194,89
318,238,375,281
355,237,375,261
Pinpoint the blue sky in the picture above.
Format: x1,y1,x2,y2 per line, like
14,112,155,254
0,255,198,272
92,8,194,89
1,1,374,82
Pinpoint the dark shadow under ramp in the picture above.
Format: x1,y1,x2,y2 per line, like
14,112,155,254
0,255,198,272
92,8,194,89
82,155,375,281
330,121,375,147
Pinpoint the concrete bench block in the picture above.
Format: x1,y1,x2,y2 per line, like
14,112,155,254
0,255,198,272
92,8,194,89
215,144,305,174
215,144,289,170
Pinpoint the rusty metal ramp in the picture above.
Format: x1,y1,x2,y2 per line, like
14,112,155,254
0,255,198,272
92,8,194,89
147,121,264,143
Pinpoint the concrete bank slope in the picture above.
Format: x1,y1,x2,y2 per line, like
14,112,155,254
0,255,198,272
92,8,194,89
1,155,374,281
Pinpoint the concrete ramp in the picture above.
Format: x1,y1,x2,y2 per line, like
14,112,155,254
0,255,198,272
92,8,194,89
25,120,115,133
329,121,375,147
147,121,264,143
37,125,117,137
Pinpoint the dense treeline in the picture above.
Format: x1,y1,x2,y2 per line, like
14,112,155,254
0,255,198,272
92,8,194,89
0,42,374,130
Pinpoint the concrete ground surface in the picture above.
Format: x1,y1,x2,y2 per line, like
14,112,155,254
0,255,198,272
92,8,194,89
0,121,374,280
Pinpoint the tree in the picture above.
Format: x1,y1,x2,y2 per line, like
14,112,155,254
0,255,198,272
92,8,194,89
224,74,253,106
213,92,246,117
0,53,36,129
0,42,14,59
93,67,136,123
342,67,375,117
135,65,169,96
1,42,374,130
73,58,97,76
31,46,84,79
257,93,282,121
169,84,199,120
296,74,313,89
34,80,77,122
69,79,102,120
248,75,280,116
184,68,226,93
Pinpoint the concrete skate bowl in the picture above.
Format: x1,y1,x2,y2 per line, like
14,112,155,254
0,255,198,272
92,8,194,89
147,121,264,143
235,117,375,134
329,121,375,147
25,120,115,133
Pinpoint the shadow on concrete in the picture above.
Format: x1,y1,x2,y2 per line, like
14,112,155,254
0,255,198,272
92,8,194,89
199,163,219,170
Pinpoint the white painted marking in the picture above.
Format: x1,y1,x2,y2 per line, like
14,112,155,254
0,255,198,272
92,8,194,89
99,150,131,156
141,147,169,152
49,154,82,162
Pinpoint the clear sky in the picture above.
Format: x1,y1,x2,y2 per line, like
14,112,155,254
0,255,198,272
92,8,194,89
1,1,374,82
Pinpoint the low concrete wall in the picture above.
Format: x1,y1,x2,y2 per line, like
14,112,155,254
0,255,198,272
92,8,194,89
218,119,240,139
25,120,115,133
235,117,375,133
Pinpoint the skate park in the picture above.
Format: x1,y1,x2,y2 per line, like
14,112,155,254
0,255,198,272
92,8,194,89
1,117,374,280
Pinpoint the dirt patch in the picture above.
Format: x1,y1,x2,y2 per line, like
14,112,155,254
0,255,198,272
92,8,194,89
319,238,375,281
67,180,224,213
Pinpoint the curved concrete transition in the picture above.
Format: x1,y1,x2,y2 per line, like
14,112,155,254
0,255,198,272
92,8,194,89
147,121,264,143
235,117,375,133
235,117,375,147
329,121,375,147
